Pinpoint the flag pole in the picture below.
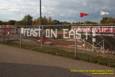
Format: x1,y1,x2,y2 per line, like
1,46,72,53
80,12,88,49
100,9,109,53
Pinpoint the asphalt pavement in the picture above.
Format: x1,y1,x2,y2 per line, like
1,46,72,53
0,44,114,77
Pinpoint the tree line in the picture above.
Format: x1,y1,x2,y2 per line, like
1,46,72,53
0,15,70,27
0,14,115,27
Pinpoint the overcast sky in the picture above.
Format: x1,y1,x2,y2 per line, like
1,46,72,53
0,0,115,22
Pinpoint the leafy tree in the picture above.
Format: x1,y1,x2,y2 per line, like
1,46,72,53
61,21,71,25
22,14,33,27
8,20,16,25
33,16,52,25
0,21,3,25
84,21,97,24
15,21,25,27
101,17,115,24
47,17,52,25
52,20,61,25
41,16,48,25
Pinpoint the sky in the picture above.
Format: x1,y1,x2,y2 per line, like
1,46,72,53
0,0,115,22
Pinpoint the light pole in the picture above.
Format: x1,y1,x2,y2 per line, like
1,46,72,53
40,0,42,20
40,0,43,46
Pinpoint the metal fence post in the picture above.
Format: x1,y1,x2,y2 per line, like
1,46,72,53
20,28,22,48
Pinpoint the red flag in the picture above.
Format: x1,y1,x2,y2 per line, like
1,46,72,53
80,12,88,17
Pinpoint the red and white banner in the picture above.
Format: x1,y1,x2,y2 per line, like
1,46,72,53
73,26,115,33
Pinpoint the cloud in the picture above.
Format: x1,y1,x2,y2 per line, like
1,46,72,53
0,0,115,22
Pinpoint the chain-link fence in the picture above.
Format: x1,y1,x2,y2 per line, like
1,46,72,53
0,26,115,55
